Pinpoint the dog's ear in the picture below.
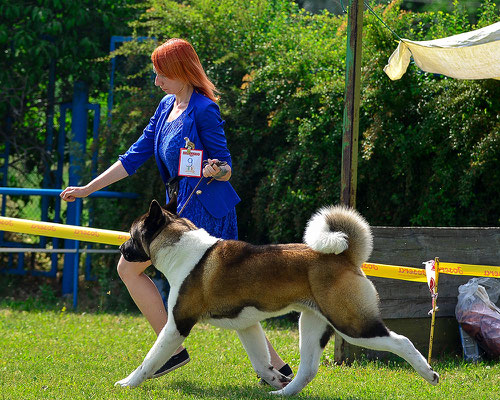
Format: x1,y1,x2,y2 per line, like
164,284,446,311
165,193,178,215
145,200,166,229
148,199,163,216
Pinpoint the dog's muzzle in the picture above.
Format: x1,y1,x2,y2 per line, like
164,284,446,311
119,239,150,262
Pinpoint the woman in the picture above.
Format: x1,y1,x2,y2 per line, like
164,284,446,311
60,38,292,381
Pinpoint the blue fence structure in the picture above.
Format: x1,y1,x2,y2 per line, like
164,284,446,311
108,35,153,121
0,79,139,308
0,188,138,308
0,36,160,307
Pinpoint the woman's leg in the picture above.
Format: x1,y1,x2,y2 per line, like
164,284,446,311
266,337,287,371
116,255,184,355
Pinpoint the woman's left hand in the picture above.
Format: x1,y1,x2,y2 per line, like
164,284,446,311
203,159,231,181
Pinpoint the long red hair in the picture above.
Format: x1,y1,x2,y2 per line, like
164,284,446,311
151,38,218,102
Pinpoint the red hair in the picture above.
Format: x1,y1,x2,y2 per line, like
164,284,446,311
151,38,218,102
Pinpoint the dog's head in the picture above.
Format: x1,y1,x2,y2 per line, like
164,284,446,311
119,199,196,262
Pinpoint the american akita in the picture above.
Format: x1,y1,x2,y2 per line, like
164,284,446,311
115,200,439,395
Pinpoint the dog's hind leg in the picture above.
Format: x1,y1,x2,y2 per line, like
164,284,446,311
271,311,333,396
237,323,291,390
338,329,439,385
314,271,438,386
115,320,188,388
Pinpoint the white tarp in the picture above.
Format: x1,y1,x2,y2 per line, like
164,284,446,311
384,22,500,80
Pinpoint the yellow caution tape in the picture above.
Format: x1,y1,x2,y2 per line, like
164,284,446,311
0,216,129,246
362,262,427,282
439,262,500,279
362,261,500,281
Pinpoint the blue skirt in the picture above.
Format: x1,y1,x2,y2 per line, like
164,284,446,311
176,178,238,240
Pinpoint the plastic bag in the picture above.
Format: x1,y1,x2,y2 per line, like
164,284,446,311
455,277,500,359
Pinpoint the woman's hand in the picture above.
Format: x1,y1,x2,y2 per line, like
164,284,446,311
59,161,129,202
202,159,231,181
60,185,92,202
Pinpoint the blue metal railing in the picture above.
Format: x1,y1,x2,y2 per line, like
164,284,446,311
0,188,138,309
0,44,152,308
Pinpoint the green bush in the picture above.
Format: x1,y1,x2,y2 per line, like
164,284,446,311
107,0,499,245
359,1,500,227
0,0,143,182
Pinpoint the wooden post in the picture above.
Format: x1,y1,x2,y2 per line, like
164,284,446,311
428,257,440,363
340,0,363,209
335,0,364,364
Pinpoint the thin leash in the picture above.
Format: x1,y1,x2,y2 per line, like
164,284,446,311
178,160,227,216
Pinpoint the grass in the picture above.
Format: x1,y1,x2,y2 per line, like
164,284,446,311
1,303,499,400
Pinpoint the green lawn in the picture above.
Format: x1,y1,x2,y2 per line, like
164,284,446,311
1,305,499,400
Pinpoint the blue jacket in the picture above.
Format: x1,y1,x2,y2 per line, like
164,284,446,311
119,91,241,218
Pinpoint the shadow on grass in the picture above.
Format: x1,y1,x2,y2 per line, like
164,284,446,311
328,353,499,371
145,379,353,400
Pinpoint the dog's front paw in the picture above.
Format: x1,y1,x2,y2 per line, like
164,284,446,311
259,367,291,390
429,370,439,385
114,366,147,388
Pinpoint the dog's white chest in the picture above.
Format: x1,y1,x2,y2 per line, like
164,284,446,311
153,229,219,287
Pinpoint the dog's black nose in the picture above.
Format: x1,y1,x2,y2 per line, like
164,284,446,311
119,243,125,254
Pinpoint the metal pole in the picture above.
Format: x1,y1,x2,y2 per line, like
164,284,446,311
72,199,82,309
62,81,89,296
41,56,56,237
335,0,364,364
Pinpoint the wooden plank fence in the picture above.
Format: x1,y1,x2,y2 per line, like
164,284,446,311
335,227,500,362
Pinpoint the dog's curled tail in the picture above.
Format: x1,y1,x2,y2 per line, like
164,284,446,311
303,205,373,267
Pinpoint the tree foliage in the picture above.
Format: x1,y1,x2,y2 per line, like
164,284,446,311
2,0,499,245
108,0,499,243
0,0,142,183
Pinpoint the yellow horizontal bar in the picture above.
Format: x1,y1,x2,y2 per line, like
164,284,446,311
0,216,129,246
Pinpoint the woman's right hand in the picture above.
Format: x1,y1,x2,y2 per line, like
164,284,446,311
60,186,92,202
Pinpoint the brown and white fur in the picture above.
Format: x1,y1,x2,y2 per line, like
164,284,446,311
115,200,439,395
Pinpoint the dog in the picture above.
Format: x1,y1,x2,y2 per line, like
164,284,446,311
115,200,439,395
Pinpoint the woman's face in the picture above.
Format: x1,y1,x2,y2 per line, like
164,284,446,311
154,69,185,95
